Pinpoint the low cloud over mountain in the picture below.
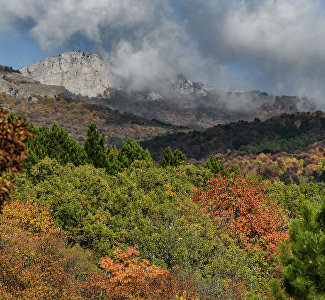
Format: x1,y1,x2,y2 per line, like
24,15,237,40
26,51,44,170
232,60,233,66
2,0,325,106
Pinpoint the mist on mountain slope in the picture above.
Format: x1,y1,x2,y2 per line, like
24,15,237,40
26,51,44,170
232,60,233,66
1,0,325,110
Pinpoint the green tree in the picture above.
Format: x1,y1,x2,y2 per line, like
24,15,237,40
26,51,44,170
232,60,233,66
13,159,269,298
84,124,108,169
280,172,292,185
24,123,87,173
159,147,187,168
118,138,152,169
279,201,325,299
204,155,238,176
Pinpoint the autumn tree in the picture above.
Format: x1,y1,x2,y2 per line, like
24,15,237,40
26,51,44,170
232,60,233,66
0,199,100,299
98,247,191,299
193,174,288,253
0,109,33,209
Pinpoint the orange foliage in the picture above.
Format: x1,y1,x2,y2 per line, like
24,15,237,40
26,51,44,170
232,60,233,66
0,109,33,208
0,201,86,299
193,174,288,253
0,198,195,300
97,247,195,300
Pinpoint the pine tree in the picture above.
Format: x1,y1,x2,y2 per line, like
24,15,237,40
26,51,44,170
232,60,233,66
159,147,187,168
279,201,325,298
106,146,123,175
118,138,152,169
24,123,87,172
204,155,238,176
84,124,108,169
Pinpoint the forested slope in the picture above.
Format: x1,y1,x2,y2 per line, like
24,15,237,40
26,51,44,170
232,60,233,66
142,111,325,161
1,110,325,299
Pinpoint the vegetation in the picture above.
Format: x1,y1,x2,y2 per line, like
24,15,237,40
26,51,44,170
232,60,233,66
142,111,325,160
278,200,325,299
0,109,33,208
24,122,88,172
0,92,183,144
160,146,187,167
3,109,325,298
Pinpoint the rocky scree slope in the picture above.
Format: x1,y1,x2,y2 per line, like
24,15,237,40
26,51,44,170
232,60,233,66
0,66,71,103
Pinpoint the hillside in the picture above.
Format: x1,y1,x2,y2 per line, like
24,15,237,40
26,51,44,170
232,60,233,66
0,67,184,145
21,52,316,129
142,111,325,161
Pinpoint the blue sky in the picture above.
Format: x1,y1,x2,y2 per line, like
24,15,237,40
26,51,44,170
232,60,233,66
1,0,325,104
0,33,45,69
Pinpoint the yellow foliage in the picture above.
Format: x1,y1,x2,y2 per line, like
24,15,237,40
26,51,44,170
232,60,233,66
1,199,61,236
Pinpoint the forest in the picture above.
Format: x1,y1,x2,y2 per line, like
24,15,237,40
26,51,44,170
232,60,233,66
1,108,325,299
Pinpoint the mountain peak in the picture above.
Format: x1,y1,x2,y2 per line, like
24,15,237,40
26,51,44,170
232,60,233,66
20,51,113,97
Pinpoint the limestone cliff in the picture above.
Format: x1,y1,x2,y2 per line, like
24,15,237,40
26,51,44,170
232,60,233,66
20,51,113,97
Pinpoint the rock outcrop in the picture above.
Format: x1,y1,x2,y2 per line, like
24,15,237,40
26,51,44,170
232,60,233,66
0,69,70,102
20,51,113,97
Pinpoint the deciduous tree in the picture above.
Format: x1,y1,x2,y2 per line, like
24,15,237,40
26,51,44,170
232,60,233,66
0,109,33,208
194,174,288,253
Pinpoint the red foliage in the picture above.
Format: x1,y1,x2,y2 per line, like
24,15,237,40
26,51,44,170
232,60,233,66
193,174,288,253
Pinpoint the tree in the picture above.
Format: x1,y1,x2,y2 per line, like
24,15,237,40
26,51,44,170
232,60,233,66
24,122,87,172
194,174,288,253
160,147,187,168
279,201,325,299
0,199,99,299
204,155,238,176
84,123,108,169
98,247,188,299
280,172,291,185
118,138,152,169
0,109,33,208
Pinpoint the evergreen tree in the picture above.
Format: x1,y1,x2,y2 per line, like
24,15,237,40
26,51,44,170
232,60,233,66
106,146,123,175
280,172,292,185
84,124,108,169
204,155,238,176
118,138,152,169
159,147,187,168
279,201,325,299
24,123,87,172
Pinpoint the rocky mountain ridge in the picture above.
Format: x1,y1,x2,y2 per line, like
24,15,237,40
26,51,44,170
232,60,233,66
0,66,71,103
20,51,113,98
19,51,316,129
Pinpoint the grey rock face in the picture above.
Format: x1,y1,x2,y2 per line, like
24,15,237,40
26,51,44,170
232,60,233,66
20,51,113,97
0,70,70,101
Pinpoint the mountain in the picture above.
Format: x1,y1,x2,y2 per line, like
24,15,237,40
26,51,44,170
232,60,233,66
0,66,184,144
0,65,71,101
20,51,113,98
20,51,316,129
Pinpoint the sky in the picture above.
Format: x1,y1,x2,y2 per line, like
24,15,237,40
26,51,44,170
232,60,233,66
1,0,325,103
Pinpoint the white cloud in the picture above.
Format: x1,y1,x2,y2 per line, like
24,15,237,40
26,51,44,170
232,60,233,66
2,0,325,104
